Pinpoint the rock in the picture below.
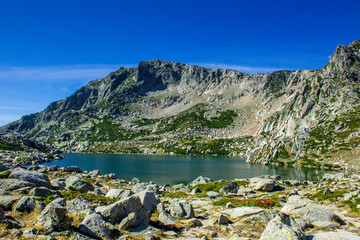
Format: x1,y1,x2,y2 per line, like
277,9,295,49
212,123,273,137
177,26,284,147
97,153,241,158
170,200,194,219
207,191,219,198
323,187,333,195
189,176,213,186
0,164,10,171
29,187,58,197
223,206,264,219
219,181,238,194
311,230,360,239
13,186,32,194
35,198,68,233
74,232,97,240
0,179,35,191
79,213,120,239
0,188,10,195
98,195,150,228
312,221,337,229
106,189,133,200
0,195,20,210
65,176,94,193
281,195,344,225
64,166,82,172
118,212,137,230
259,213,306,240
136,190,160,212
0,206,4,220
218,214,229,225
66,197,95,217
249,177,275,192
23,228,39,237
13,196,36,212
9,169,52,188
2,216,25,228
132,183,147,193
158,211,177,226
51,179,66,190
237,186,253,195
132,177,140,183
190,187,201,195
108,173,117,179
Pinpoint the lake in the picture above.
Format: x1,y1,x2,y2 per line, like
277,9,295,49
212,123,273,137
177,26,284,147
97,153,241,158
41,153,334,185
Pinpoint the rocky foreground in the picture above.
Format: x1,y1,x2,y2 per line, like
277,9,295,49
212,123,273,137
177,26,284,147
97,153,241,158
0,164,360,240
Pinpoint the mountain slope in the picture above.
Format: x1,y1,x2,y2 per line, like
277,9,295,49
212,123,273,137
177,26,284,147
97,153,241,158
2,41,360,170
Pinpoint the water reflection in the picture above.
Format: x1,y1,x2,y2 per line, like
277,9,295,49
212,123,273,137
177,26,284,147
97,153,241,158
39,153,335,185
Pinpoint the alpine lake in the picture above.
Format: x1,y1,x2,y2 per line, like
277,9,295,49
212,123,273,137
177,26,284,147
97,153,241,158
39,153,335,185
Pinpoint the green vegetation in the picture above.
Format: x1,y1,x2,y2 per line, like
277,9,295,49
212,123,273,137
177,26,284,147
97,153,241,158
0,170,11,179
189,180,247,197
164,191,188,198
61,190,115,205
213,197,282,209
309,189,347,202
0,139,24,151
340,196,360,215
132,118,158,126
38,195,55,205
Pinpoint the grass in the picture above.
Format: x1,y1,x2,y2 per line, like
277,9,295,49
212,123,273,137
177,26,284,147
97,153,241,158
0,170,11,179
309,189,347,202
189,180,247,195
61,190,115,205
213,197,283,209
339,196,360,216
164,191,188,199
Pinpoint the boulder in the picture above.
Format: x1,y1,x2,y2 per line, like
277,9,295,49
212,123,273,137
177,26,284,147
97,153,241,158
0,189,10,195
118,212,137,230
64,166,82,172
66,197,95,217
106,189,133,200
132,183,147,193
29,187,58,197
158,211,177,227
79,213,119,239
13,196,36,212
281,195,344,225
218,214,229,225
189,176,213,186
65,176,94,193
9,169,52,188
0,179,35,191
259,213,306,240
311,230,360,240
74,232,97,240
35,198,68,233
0,195,20,210
98,195,150,228
223,206,264,219
170,200,194,219
0,165,10,171
0,206,4,220
51,179,66,190
249,177,275,192
190,187,201,195
136,190,160,212
219,181,238,194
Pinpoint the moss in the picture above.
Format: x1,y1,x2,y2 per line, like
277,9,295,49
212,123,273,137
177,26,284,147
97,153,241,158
61,190,115,205
0,170,10,179
309,190,347,202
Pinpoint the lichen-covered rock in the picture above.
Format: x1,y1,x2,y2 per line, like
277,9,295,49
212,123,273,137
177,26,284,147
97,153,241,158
170,200,194,219
0,195,20,210
0,179,35,191
189,176,212,186
29,187,58,197
35,198,68,233
0,206,4,220
136,190,160,212
66,197,94,217
106,189,133,200
79,213,120,239
9,169,52,188
259,213,306,240
65,176,94,193
249,177,275,192
219,181,238,194
13,196,36,212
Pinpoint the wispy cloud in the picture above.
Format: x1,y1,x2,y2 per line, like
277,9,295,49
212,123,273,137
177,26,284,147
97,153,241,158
0,114,22,126
0,64,136,83
194,63,281,73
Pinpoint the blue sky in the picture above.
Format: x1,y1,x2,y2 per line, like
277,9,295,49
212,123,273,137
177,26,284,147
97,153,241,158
0,0,359,126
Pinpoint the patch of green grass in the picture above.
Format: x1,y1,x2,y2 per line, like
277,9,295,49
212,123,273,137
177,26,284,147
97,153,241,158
38,195,55,205
61,190,115,205
0,170,10,179
213,197,282,209
340,196,360,215
309,190,347,202
132,118,158,126
164,191,188,198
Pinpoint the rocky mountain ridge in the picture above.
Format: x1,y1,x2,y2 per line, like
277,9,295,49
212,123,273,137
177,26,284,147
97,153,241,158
1,41,360,170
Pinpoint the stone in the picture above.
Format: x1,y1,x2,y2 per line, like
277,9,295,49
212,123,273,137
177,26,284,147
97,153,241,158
218,214,229,225
65,176,94,193
64,166,82,172
0,206,4,220
190,187,201,195
132,177,140,184
132,183,147,193
0,195,20,210
281,195,344,225
136,190,160,212
323,187,333,195
0,188,10,195
219,181,238,194
106,189,133,200
51,179,66,190
207,191,219,198
311,230,360,240
35,198,68,233
79,213,120,239
223,206,264,219
118,212,137,230
0,179,35,191
13,196,36,212
189,176,213,186
74,232,97,240
312,221,337,229
259,213,306,240
249,177,275,192
66,197,95,217
9,169,52,188
0,164,10,171
170,200,194,219
158,211,177,226
29,187,58,197
237,186,253,195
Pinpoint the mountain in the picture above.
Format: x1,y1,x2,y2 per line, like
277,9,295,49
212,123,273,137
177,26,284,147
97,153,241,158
1,41,360,170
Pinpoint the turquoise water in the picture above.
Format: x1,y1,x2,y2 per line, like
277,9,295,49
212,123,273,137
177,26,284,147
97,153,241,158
42,153,333,185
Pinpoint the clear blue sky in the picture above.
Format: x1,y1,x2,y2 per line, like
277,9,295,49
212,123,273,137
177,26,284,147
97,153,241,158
0,0,359,126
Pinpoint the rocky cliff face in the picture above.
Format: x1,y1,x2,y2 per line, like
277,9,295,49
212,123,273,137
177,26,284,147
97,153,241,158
2,41,360,170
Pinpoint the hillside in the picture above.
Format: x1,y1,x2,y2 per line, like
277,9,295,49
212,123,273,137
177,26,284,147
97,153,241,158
1,41,360,170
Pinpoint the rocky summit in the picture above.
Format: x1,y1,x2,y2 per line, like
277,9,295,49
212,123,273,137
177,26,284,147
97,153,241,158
0,165,360,239
1,41,360,170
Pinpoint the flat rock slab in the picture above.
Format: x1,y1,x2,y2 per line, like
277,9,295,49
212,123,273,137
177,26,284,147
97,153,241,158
0,179,35,191
223,206,264,219
311,230,360,240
